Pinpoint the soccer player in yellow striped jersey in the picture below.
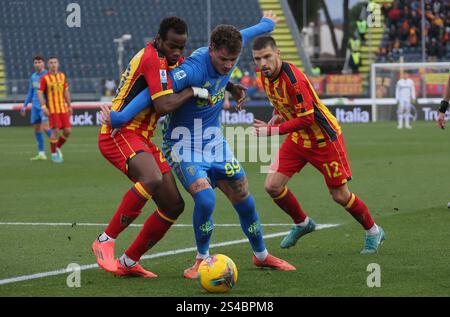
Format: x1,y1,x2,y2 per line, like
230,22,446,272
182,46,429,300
252,36,385,254
38,57,72,163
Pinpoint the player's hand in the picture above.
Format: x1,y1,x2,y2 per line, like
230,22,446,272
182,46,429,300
20,107,26,117
42,107,49,116
100,104,111,125
111,128,119,138
268,114,283,125
192,87,213,106
68,106,73,115
222,96,231,110
263,10,279,25
253,119,278,137
229,84,247,111
437,112,446,130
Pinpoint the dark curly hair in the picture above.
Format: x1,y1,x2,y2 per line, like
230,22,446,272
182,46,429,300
210,25,242,54
158,16,188,40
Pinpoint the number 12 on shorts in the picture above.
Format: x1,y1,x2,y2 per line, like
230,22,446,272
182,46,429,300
323,161,342,178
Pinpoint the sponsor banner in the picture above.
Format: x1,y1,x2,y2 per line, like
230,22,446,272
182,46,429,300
0,101,447,127
325,75,365,96
307,76,326,95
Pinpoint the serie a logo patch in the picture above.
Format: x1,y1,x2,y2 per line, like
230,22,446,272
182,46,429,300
160,70,168,84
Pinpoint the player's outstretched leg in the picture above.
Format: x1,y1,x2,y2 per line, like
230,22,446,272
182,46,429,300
330,185,385,254
265,172,316,248
93,152,164,272
218,177,296,271
56,128,71,160
115,172,185,278
184,179,216,279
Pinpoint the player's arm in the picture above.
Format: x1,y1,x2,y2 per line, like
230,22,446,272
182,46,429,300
143,55,209,116
37,77,49,116
240,11,278,47
268,108,284,125
437,75,450,129
395,81,400,103
254,78,315,136
410,80,416,102
63,81,72,114
226,82,247,110
108,59,209,128
21,78,33,116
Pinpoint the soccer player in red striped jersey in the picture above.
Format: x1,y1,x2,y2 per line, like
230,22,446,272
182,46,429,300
37,57,71,163
94,17,210,277
252,36,385,254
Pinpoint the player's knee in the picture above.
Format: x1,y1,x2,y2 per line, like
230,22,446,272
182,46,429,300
63,129,71,137
330,190,350,206
139,176,163,194
163,197,185,220
264,181,284,198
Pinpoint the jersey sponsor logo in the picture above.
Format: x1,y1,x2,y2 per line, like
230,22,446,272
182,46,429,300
160,70,168,84
174,70,187,81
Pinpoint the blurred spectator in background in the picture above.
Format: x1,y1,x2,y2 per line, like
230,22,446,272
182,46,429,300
350,34,361,52
408,27,419,46
356,18,367,42
230,66,243,84
427,37,444,61
240,71,258,99
311,65,321,76
104,78,116,96
349,50,362,73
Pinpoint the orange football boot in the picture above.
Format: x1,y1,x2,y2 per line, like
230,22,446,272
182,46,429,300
183,259,203,279
253,254,296,271
114,259,157,278
92,239,117,272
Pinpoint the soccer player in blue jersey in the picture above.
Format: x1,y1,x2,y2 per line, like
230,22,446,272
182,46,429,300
102,11,296,278
20,55,52,160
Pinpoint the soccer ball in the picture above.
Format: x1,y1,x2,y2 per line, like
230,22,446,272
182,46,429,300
198,254,238,293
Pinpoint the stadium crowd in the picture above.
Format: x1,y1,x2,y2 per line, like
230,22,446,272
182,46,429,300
377,0,450,62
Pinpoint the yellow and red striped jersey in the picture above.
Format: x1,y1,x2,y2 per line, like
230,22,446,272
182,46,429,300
38,72,69,114
257,62,341,148
101,41,183,140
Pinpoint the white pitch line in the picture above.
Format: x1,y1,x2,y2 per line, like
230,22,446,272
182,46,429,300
0,222,296,228
0,224,339,286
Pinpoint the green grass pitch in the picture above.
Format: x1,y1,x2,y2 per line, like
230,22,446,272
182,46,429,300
0,122,449,296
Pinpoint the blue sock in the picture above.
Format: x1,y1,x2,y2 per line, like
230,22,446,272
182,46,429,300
192,188,216,255
233,194,266,253
35,131,45,153
46,129,52,138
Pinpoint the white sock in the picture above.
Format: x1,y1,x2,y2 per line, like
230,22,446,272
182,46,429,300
398,115,403,128
120,254,137,268
296,216,310,228
254,249,269,262
196,252,209,260
98,232,115,243
366,224,380,236
38,151,45,156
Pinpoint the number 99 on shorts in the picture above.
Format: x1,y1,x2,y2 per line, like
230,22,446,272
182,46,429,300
224,159,241,177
